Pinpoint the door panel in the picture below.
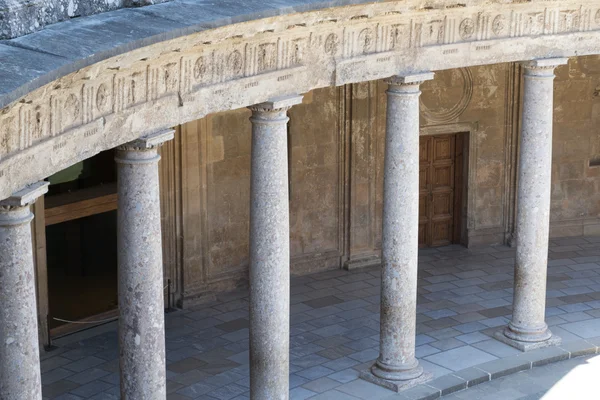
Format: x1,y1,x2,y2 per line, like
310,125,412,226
433,165,452,185
432,220,452,246
433,193,452,217
418,134,456,247
433,137,453,161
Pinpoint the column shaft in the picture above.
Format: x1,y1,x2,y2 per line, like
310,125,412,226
248,95,302,400
372,74,433,383
501,58,567,349
116,130,173,399
0,182,48,400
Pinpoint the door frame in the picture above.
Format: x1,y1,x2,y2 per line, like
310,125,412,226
420,122,476,247
32,196,50,348
33,189,120,348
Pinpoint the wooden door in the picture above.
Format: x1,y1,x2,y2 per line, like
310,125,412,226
419,135,456,247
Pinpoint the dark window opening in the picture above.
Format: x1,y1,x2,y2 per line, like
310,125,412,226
45,150,118,333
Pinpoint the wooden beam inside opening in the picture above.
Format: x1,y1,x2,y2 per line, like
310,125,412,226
45,184,117,226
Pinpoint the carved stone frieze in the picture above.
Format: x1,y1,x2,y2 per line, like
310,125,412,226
0,0,600,200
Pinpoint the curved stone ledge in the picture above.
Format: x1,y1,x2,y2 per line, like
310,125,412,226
395,338,600,399
0,0,600,200
0,0,173,40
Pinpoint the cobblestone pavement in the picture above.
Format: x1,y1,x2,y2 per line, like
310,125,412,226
41,236,600,399
443,354,600,400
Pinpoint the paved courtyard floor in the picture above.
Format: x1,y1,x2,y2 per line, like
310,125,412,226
443,354,600,400
41,236,600,400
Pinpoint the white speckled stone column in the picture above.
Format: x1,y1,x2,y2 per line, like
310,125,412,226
498,58,568,351
248,95,303,400
115,130,174,400
365,74,433,391
0,181,48,400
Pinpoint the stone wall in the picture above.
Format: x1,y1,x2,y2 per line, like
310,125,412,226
163,57,600,304
552,56,600,237
289,89,345,274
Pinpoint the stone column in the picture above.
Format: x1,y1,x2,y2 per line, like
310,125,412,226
496,58,568,351
0,181,48,400
362,73,434,392
248,95,303,400
115,130,174,399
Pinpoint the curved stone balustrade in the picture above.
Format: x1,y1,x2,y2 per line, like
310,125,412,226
0,0,599,200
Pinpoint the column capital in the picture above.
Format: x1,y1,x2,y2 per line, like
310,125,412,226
0,181,48,210
117,129,175,152
248,94,304,113
385,72,435,87
521,58,569,76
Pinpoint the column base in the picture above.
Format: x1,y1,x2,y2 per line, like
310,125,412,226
494,329,562,352
360,366,432,392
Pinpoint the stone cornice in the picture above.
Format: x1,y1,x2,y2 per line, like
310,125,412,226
0,0,599,200
248,95,305,114
117,130,176,151
386,73,435,85
521,58,570,76
0,181,49,211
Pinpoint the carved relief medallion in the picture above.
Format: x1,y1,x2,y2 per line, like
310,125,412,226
420,68,473,124
228,50,243,75
492,15,506,36
459,18,475,40
358,28,374,53
194,56,207,80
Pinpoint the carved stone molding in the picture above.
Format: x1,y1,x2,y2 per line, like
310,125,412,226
0,0,599,200
117,129,176,152
521,58,570,77
248,94,304,115
420,67,474,124
385,72,435,87
0,181,49,213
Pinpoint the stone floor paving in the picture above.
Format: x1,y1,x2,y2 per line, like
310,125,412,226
41,236,600,399
442,354,600,400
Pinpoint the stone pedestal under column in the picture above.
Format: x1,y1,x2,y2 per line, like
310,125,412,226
0,181,48,400
115,130,174,399
360,73,433,392
248,95,303,400
495,58,568,352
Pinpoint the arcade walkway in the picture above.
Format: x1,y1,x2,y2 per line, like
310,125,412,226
41,236,600,400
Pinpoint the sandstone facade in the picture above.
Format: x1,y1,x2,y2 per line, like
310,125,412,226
156,57,600,305
0,0,598,397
